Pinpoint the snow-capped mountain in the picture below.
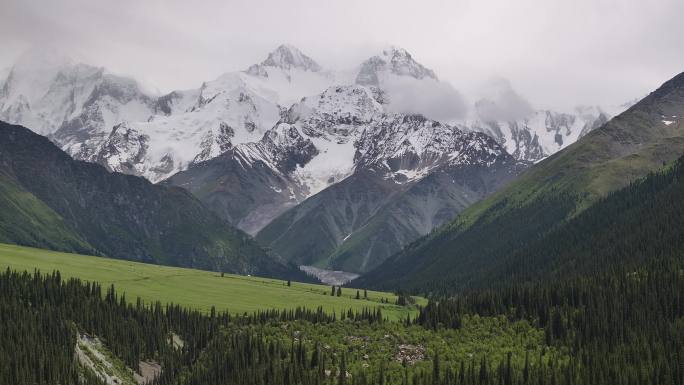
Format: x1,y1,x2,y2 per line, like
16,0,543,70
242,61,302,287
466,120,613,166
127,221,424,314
0,45,608,182
0,48,154,142
0,48,73,133
0,44,619,274
89,45,342,182
355,46,437,86
170,77,524,271
248,43,323,73
467,108,609,162
354,47,468,123
0,45,338,183
0,48,159,174
463,79,609,162
354,114,507,174
253,108,523,273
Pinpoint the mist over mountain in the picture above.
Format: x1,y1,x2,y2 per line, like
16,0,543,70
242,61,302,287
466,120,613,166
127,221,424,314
472,77,534,122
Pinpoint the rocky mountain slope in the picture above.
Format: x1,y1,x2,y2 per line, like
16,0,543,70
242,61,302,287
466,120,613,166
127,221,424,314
467,107,609,162
356,70,684,291
248,87,525,273
0,121,302,279
462,79,610,162
255,117,523,272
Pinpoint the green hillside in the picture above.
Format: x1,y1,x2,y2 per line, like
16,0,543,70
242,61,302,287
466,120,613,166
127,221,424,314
0,172,93,253
0,121,303,279
0,243,425,320
358,71,684,292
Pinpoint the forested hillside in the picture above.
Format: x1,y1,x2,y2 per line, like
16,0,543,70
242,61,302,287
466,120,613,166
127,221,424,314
367,151,684,293
416,260,684,385
4,255,684,384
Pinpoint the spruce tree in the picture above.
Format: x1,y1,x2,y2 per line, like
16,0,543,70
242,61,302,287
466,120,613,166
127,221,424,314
432,352,440,385
338,352,347,385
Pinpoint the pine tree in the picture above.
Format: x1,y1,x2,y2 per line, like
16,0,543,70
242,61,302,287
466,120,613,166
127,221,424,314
311,343,320,369
432,352,440,385
479,356,488,385
338,352,347,385
504,352,512,385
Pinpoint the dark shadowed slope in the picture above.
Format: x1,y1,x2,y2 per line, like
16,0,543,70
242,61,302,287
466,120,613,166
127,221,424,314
0,121,303,279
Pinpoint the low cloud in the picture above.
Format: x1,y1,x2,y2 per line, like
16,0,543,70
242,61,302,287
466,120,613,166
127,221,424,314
473,77,534,121
383,76,468,122
1,0,681,111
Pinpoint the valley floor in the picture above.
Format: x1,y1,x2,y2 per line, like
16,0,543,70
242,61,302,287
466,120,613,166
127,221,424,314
299,265,360,286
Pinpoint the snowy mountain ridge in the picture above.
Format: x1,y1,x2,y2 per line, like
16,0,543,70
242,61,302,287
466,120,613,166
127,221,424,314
0,45,611,182
459,79,609,162
464,108,609,163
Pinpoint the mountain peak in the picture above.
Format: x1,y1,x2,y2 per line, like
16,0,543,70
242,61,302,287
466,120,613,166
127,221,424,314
259,44,322,72
379,45,411,59
356,45,437,86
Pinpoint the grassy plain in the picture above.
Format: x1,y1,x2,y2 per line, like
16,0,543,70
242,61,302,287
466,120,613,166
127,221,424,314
0,243,425,320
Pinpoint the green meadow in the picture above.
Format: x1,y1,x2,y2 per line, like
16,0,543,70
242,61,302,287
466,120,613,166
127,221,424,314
0,243,425,320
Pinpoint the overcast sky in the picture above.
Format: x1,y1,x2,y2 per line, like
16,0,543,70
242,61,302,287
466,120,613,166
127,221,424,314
1,0,683,111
